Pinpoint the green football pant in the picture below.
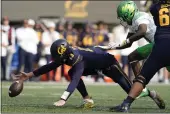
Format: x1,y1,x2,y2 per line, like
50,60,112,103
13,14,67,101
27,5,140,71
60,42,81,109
136,43,170,72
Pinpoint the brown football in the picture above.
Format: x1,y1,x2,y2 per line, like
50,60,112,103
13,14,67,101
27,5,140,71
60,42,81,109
8,80,23,97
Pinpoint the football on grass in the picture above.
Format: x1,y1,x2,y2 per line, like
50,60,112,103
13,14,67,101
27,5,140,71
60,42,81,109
8,80,23,97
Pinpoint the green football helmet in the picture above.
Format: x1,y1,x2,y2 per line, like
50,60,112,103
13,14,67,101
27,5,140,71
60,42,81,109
117,1,138,25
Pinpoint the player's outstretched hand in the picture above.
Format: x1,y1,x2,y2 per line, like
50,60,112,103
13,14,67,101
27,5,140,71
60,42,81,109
53,99,66,107
12,72,32,82
108,42,119,49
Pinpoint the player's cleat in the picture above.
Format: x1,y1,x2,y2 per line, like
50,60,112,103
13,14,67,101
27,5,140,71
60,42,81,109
136,88,149,99
83,98,94,109
149,90,165,109
110,100,130,112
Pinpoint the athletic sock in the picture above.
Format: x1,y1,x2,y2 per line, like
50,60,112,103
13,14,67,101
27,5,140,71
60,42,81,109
124,96,135,104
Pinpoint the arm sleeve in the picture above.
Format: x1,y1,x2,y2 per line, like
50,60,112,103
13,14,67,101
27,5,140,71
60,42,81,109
33,61,61,77
65,61,84,99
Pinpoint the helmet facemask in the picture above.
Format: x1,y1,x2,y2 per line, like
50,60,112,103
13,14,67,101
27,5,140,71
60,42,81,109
118,17,129,27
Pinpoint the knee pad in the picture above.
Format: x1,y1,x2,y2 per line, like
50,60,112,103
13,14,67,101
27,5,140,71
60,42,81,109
133,75,146,88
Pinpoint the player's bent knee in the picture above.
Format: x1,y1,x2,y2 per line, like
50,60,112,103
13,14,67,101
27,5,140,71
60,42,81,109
128,50,142,63
128,51,137,63
133,75,146,88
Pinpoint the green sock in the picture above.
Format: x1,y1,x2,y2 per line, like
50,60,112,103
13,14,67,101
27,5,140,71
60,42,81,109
136,88,149,99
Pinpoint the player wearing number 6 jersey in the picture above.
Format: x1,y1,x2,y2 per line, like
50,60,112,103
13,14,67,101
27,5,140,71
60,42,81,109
105,1,166,111
108,0,170,78
113,0,170,112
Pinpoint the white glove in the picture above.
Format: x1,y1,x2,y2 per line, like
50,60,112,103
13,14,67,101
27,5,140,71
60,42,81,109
53,99,66,107
108,42,119,49
118,39,130,47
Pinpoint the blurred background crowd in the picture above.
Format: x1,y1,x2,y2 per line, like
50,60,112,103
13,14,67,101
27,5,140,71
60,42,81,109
1,0,169,84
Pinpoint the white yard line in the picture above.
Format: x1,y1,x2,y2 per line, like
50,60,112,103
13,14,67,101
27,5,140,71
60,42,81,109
2,86,66,89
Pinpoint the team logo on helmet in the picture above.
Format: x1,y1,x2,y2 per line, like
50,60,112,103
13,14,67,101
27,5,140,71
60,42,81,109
57,45,66,55
122,4,135,14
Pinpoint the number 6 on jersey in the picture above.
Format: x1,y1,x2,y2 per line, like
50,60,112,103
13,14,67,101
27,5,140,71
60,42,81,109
159,7,170,26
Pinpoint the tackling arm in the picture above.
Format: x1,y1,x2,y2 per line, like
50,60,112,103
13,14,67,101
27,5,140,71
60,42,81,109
116,24,147,49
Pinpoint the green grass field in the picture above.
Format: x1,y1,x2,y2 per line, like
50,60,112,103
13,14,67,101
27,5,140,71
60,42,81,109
1,82,170,114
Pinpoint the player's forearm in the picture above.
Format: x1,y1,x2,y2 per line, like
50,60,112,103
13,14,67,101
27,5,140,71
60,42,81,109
60,62,84,101
128,24,147,43
33,62,60,77
116,42,132,49
128,31,145,43
61,78,81,101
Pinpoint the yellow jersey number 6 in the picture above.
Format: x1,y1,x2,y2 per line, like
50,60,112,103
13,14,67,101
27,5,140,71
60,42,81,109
159,8,170,26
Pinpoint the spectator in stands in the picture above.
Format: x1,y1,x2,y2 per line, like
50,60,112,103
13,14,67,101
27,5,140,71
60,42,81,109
57,22,65,39
28,19,35,28
2,16,16,80
64,21,78,47
16,19,39,75
42,21,60,80
34,22,47,68
79,22,94,48
94,21,109,46
92,24,98,34
1,25,9,80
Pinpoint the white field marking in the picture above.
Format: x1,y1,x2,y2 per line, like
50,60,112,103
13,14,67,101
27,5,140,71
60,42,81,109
18,93,79,98
18,93,60,98
20,93,35,96
2,85,66,89
50,93,62,96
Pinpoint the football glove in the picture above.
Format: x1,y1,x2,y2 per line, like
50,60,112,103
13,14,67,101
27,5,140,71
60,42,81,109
108,42,119,49
118,39,130,47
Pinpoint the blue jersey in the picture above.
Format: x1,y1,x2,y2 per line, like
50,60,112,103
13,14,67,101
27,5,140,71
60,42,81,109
33,47,117,96
150,3,170,37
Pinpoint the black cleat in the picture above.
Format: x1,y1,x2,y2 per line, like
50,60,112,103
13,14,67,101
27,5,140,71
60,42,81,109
110,101,131,112
109,105,121,111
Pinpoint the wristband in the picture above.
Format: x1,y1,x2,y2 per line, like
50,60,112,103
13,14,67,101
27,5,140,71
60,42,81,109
61,91,70,101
